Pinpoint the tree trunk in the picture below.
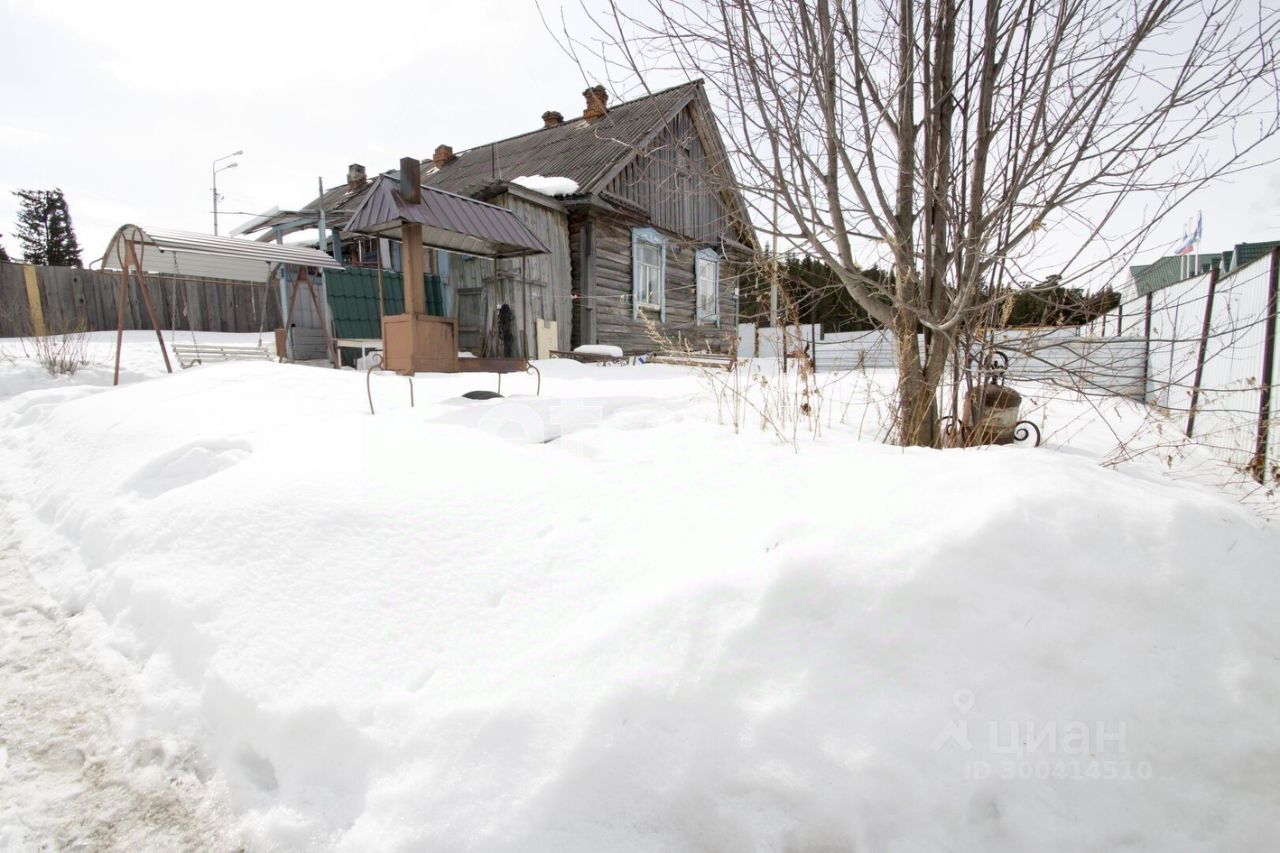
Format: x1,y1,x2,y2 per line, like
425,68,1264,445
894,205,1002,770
894,308,939,447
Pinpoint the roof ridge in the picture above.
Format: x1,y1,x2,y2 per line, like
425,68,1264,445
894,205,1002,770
432,79,704,163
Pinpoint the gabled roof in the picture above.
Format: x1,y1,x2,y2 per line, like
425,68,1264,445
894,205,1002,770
421,82,704,198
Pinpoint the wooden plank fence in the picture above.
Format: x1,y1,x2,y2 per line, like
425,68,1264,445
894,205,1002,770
0,261,283,337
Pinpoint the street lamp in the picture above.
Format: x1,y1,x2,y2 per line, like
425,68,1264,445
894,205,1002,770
211,150,243,235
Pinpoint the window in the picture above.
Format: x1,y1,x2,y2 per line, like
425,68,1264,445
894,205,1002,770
696,248,720,326
631,228,667,320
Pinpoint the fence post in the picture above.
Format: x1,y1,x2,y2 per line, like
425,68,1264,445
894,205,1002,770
1250,246,1280,483
1141,292,1153,400
1185,266,1219,438
22,264,46,336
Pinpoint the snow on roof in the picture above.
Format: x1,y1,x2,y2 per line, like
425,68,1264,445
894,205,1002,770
511,175,581,197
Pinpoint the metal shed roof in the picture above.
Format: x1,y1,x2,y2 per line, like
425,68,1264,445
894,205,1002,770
421,82,702,198
98,224,344,283
342,176,549,258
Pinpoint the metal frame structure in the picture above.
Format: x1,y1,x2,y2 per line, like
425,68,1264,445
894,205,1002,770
98,225,344,385
940,348,1042,447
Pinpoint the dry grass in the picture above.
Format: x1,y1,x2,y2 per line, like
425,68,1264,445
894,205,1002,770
21,324,92,377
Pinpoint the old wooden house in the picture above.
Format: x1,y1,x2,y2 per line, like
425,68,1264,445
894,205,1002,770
242,80,754,357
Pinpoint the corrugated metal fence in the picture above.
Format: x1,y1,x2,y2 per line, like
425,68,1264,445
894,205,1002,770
737,324,1147,398
740,247,1278,481
1085,250,1279,478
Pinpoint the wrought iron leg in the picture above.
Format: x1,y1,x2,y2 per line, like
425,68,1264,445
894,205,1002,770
366,351,412,415
366,352,383,415
939,415,967,447
1012,420,1041,446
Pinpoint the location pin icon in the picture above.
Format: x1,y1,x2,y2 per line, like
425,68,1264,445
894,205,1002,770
954,689,975,715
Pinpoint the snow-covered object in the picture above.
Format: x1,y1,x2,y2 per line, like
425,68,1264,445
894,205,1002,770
2,334,1280,851
511,175,580,196
573,344,624,358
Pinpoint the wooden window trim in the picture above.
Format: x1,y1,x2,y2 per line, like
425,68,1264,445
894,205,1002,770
695,247,720,326
631,227,667,321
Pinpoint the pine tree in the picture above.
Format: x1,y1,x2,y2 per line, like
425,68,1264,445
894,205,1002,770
13,189,83,267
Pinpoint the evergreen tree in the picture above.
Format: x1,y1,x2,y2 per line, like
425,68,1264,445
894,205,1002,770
13,189,83,267
0,232,10,263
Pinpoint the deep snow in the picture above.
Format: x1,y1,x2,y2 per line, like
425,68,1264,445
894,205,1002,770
1,332,1279,851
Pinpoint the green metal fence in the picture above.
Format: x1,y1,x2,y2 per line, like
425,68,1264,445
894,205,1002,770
325,267,445,340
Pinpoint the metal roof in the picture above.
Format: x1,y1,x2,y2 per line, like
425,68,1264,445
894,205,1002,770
1130,240,1280,295
240,81,705,240
342,176,549,258
421,82,702,198
98,224,343,283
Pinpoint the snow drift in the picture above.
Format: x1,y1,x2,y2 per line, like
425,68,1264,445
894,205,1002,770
2,340,1279,851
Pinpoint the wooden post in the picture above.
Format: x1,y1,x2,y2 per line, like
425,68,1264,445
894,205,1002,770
1185,266,1219,438
400,157,426,317
22,265,47,336
125,240,172,374
113,237,128,385
1251,246,1280,483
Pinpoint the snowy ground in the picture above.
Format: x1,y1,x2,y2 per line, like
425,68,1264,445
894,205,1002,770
1,332,1278,851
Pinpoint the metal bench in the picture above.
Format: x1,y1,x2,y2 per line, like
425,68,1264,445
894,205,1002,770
456,357,541,395
365,354,541,415
172,342,274,369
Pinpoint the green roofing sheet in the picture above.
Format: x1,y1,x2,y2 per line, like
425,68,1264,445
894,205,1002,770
325,266,445,340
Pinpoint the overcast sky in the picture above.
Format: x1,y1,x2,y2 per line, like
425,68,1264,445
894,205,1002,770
2,0,1278,280
0,0,602,260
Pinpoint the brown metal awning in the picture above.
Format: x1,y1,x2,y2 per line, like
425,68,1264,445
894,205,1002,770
342,175,549,259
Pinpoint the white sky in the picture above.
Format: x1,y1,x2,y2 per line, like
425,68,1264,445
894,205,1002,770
0,0,598,261
1,0,1278,280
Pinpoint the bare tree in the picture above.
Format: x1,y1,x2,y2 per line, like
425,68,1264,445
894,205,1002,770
558,0,1279,445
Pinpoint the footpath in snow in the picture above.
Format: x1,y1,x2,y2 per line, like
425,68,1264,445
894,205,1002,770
0,512,240,851
1,332,1279,852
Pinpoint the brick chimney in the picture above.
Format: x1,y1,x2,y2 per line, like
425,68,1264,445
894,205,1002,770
347,163,367,188
542,110,564,129
582,85,609,121
432,145,456,169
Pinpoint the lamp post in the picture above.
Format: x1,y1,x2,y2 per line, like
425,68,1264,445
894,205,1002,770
211,150,243,235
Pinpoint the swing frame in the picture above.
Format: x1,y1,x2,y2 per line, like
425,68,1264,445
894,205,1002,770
99,226,344,385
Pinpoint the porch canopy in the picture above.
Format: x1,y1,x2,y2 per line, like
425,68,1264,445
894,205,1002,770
99,224,344,282
342,176,549,259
